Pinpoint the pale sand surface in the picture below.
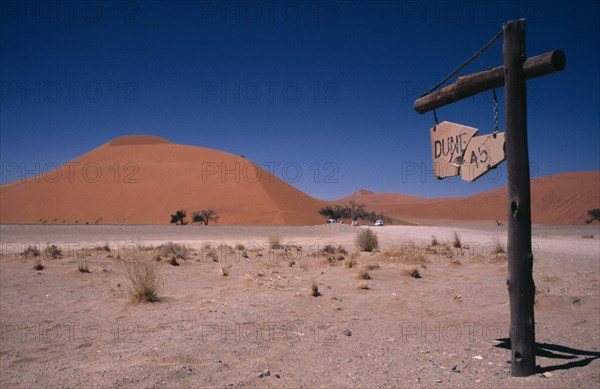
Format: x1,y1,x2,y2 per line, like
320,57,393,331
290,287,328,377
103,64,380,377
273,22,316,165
1,224,598,388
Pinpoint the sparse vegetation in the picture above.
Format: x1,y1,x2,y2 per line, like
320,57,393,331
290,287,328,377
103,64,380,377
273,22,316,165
33,258,44,270
235,243,245,251
169,256,179,266
310,282,320,297
157,242,189,259
78,262,90,273
45,244,63,259
355,229,379,252
364,263,380,270
430,235,439,247
268,234,283,250
493,238,506,254
124,249,160,303
405,267,422,278
452,232,462,248
358,281,370,290
344,257,357,268
357,269,371,280
21,245,40,257
219,264,232,276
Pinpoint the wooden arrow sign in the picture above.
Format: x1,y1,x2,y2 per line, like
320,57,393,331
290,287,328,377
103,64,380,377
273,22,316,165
430,121,478,178
461,132,506,182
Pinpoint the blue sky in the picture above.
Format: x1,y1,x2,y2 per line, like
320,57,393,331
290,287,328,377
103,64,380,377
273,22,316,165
1,0,598,200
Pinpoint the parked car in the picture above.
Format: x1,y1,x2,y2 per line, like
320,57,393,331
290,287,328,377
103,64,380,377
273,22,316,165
326,219,337,224
374,220,384,226
351,220,358,226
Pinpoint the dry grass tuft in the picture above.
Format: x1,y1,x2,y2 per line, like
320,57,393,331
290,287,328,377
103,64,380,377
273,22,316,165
310,282,320,297
493,238,506,254
452,232,462,248
405,267,422,279
268,234,283,250
344,257,357,268
235,243,245,251
358,281,370,290
33,258,44,270
357,269,371,280
124,248,160,303
45,244,63,259
158,242,189,259
219,264,232,276
430,235,439,247
355,229,379,252
364,263,380,270
169,256,180,266
21,245,40,258
78,262,90,273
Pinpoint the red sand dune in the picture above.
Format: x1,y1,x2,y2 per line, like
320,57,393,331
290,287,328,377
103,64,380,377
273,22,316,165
338,172,600,226
1,136,597,226
0,135,326,225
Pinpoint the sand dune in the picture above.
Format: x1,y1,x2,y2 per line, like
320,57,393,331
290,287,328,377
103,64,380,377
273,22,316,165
1,136,597,226
0,135,325,225
339,172,600,226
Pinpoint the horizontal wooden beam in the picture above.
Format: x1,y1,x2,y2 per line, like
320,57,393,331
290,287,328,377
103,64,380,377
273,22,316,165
413,50,565,114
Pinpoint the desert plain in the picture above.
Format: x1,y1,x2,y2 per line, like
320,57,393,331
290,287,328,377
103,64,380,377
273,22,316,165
1,223,598,388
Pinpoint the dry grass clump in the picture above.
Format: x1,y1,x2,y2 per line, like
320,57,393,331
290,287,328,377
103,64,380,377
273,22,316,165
405,267,422,279
78,262,90,273
96,243,111,252
310,282,320,297
452,232,462,248
206,247,219,262
355,229,379,252
158,242,189,259
357,269,371,280
493,238,506,254
33,258,44,270
430,235,439,247
363,263,380,271
123,248,160,303
344,257,357,268
268,234,283,250
21,245,40,258
358,281,370,290
169,256,180,266
322,244,348,256
45,244,63,259
219,264,232,276
235,243,245,251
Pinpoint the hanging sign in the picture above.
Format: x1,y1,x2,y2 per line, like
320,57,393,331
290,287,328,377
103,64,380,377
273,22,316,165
430,121,478,178
461,132,506,182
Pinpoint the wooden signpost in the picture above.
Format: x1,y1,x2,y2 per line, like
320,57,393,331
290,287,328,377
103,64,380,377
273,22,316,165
413,19,565,377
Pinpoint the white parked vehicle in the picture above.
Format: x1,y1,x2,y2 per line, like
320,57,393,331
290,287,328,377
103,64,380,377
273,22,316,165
351,220,358,226
374,220,384,226
327,219,337,224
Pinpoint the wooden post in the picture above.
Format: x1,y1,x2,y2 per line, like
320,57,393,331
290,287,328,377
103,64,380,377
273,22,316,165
503,19,536,377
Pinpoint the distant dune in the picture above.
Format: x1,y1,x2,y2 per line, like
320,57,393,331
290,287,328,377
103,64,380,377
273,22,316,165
1,136,597,226
0,135,326,225
338,172,600,226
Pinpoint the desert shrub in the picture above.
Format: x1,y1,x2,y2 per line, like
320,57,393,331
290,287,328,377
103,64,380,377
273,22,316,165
357,269,371,280
124,249,160,303
358,281,370,290
310,282,320,297
344,257,357,268
235,243,245,251
158,242,189,259
364,263,380,270
78,262,90,273
430,235,439,247
33,258,44,270
169,256,179,266
493,238,506,254
452,232,462,248
405,267,422,278
268,234,283,250
355,229,379,252
21,246,40,257
45,244,63,259
219,264,232,276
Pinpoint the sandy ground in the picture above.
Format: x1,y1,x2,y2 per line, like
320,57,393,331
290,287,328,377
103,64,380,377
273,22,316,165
1,224,599,388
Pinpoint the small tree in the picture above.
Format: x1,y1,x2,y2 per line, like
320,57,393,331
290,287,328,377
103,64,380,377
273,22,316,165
347,201,367,221
170,210,187,225
586,208,600,224
196,209,219,225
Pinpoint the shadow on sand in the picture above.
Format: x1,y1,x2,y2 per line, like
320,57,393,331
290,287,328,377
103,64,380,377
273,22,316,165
495,338,600,373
